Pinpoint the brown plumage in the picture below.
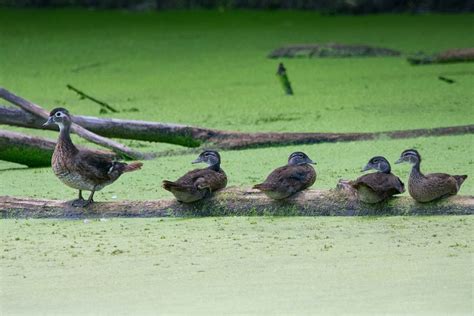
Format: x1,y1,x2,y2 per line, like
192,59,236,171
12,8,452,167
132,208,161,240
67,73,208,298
45,108,142,206
253,152,316,200
396,149,467,203
348,156,404,203
162,150,227,203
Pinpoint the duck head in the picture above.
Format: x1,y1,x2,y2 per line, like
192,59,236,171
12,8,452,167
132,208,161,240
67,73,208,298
288,152,316,166
192,150,221,167
362,156,391,174
395,149,421,165
43,108,72,131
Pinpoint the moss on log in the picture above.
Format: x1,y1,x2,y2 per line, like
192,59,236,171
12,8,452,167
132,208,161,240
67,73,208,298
1,188,473,219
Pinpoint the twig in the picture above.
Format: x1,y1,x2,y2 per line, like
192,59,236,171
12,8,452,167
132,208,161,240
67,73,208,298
438,76,455,84
66,84,119,113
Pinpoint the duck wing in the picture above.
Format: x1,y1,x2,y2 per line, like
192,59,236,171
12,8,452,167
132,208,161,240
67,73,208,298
424,173,459,194
256,165,315,193
352,173,405,196
75,151,123,183
171,168,227,191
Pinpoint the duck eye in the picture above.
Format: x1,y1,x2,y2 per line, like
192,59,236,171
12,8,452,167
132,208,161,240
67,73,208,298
55,112,61,117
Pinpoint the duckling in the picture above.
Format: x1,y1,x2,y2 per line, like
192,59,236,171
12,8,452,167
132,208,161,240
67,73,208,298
347,156,405,204
44,108,142,207
253,152,316,200
162,150,227,203
395,149,467,202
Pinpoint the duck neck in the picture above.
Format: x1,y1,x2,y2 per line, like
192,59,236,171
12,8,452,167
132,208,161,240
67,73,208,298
379,162,391,174
410,160,423,179
57,122,78,154
208,162,220,172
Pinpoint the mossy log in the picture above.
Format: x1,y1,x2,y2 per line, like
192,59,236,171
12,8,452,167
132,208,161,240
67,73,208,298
408,48,474,65
1,106,473,150
268,43,401,58
1,188,473,219
0,129,117,167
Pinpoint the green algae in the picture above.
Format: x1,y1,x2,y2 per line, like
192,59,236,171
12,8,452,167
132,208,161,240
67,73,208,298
1,216,472,314
0,10,473,200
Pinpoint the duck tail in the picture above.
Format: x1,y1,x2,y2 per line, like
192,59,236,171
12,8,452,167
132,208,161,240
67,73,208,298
162,180,178,191
253,183,270,191
123,162,143,173
454,175,468,187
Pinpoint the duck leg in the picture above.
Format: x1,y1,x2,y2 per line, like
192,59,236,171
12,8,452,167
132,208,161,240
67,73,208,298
83,190,96,207
71,190,86,207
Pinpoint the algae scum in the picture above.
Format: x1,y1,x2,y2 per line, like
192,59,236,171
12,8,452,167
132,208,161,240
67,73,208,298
0,9,473,314
1,217,473,314
0,10,473,200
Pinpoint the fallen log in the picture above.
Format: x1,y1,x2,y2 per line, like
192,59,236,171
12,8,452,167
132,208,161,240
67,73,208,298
1,188,473,218
0,105,211,147
0,88,152,160
268,43,401,58
0,129,117,167
408,48,474,65
1,106,473,150
214,125,474,149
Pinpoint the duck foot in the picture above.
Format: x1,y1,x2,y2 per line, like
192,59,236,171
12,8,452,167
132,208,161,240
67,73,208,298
71,199,89,207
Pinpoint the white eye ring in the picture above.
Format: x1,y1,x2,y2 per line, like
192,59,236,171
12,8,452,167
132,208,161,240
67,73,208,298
55,112,61,117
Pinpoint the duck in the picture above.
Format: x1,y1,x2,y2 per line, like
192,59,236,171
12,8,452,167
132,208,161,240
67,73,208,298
346,156,405,203
253,152,316,200
162,150,227,203
43,108,143,207
395,149,467,202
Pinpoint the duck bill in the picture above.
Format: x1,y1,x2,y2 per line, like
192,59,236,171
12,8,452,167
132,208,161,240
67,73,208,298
361,164,372,172
394,158,404,164
42,117,54,127
307,159,316,165
191,157,203,164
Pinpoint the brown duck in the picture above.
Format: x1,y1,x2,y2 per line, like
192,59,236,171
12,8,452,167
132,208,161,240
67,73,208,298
44,108,142,206
347,156,405,204
162,150,227,203
253,152,316,200
395,149,467,202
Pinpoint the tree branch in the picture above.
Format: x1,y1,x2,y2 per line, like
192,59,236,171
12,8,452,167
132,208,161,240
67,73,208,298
0,87,152,160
